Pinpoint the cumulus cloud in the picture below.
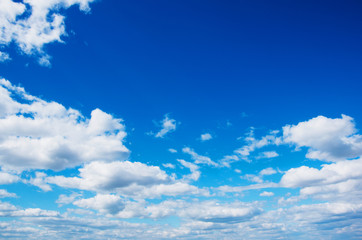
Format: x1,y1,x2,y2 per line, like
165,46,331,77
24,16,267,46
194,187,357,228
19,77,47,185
283,115,362,162
200,133,212,141
154,115,177,138
0,0,95,65
259,167,277,176
280,158,362,201
28,172,52,191
74,194,125,215
182,147,218,167
0,170,19,184
0,78,129,172
47,161,169,192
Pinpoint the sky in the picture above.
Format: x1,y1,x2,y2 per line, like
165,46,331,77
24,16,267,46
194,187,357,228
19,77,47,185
0,0,362,239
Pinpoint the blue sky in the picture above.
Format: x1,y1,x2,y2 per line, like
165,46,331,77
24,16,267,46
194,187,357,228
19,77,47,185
0,0,362,239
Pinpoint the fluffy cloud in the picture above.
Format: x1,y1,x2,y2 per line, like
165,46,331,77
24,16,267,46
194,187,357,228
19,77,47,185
283,115,362,162
259,167,277,176
0,0,95,66
280,158,362,201
200,133,212,141
0,79,129,172
47,161,169,192
74,194,125,215
259,191,274,197
56,192,82,206
154,115,177,138
0,170,19,184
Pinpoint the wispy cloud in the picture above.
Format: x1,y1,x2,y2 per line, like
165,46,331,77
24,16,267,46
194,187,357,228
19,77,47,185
154,115,177,138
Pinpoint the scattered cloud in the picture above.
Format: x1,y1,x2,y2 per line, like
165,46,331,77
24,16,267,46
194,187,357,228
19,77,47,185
0,51,11,62
162,163,175,169
257,151,279,159
154,115,177,138
178,159,201,181
0,0,95,66
168,148,177,153
259,167,277,176
260,191,274,197
200,133,212,141
182,147,218,167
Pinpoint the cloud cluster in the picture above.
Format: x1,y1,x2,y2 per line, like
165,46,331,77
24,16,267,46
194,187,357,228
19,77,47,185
0,78,129,172
283,114,362,162
0,0,95,66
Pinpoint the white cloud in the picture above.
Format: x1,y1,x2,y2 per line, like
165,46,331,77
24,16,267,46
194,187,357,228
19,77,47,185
179,201,261,223
47,161,169,192
259,191,274,197
182,147,218,167
0,51,11,62
56,192,82,206
28,172,52,191
0,170,19,184
0,0,95,65
280,158,362,201
74,194,125,215
283,115,362,162
168,148,177,153
259,167,277,176
220,129,281,166
257,151,279,159
0,189,17,198
0,78,129,172
200,133,212,141
116,199,261,224
178,159,200,181
155,115,177,138
162,163,175,169
114,181,208,199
